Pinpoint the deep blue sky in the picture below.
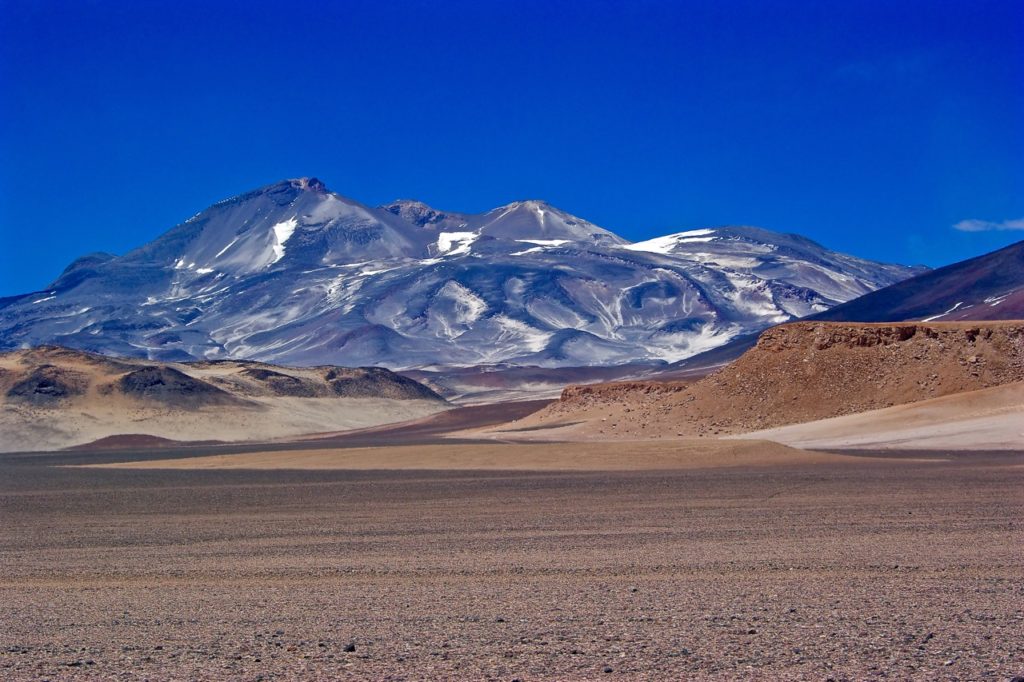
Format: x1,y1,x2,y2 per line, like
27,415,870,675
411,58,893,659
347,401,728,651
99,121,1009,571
1,0,1022,295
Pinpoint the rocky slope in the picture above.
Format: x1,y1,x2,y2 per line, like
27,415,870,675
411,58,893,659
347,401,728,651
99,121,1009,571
0,178,923,370
521,321,1024,439
0,346,446,451
651,239,1024,382
813,239,1024,323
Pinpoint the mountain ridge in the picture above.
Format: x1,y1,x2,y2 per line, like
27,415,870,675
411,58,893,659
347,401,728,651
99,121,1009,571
0,177,926,370
812,239,1024,322
657,238,1024,380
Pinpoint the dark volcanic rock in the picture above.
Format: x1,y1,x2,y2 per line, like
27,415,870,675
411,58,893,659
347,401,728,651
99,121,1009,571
117,366,240,407
323,367,444,401
6,365,88,405
239,367,321,397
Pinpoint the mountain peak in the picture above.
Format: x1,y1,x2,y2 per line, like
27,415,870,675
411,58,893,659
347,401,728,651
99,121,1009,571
238,177,329,203
474,200,627,244
3,177,934,372
386,198,432,210
492,199,559,217
288,177,327,193
380,199,469,230
506,199,551,209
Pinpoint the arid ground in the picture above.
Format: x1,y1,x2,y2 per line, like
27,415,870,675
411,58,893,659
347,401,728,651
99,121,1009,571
1,440,1022,681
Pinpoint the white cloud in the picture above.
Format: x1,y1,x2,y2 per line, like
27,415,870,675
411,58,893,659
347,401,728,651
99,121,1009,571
952,217,1024,232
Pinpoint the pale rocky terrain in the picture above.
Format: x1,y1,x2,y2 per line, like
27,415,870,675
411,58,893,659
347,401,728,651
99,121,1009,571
2,321,1023,681
736,380,1024,450
0,347,447,451
494,321,1024,444
1,443,1021,680
84,439,833,472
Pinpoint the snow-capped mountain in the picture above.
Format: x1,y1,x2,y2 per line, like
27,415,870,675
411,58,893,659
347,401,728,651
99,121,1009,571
0,178,925,369
622,226,906,304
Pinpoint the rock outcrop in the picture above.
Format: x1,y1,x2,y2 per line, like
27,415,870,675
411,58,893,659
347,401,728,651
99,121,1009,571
535,321,1024,438
0,346,447,451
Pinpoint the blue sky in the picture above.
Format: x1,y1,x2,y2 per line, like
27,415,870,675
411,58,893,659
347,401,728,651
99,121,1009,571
1,0,1021,295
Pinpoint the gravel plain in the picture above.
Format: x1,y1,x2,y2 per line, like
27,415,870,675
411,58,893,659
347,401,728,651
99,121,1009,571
1,445,1022,680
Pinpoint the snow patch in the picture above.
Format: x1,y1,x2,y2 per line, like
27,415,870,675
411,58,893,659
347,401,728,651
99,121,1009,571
270,218,298,264
650,322,742,363
515,239,570,247
436,231,478,256
424,281,489,339
721,272,787,320
510,238,573,256
215,236,240,259
922,301,965,322
685,252,765,270
359,265,399,276
984,293,1010,307
438,281,487,322
492,314,550,353
622,230,717,254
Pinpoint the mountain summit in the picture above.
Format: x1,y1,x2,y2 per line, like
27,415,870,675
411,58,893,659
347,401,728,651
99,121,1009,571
0,178,925,369
114,178,434,278
465,200,627,245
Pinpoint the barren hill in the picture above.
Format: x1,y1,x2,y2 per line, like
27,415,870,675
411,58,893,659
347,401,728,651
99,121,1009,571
654,240,1024,384
0,347,447,452
813,239,1024,322
516,321,1024,439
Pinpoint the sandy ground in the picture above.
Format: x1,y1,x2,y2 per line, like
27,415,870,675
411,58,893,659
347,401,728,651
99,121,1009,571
0,397,447,453
1,442,1022,680
289,399,553,444
470,382,1024,453
83,440,842,471
737,381,1024,450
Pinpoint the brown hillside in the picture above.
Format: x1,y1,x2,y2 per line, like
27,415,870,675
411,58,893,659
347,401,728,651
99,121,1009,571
531,321,1024,438
0,347,447,452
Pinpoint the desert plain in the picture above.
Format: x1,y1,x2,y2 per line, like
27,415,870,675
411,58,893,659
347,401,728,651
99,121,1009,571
1,425,1022,681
